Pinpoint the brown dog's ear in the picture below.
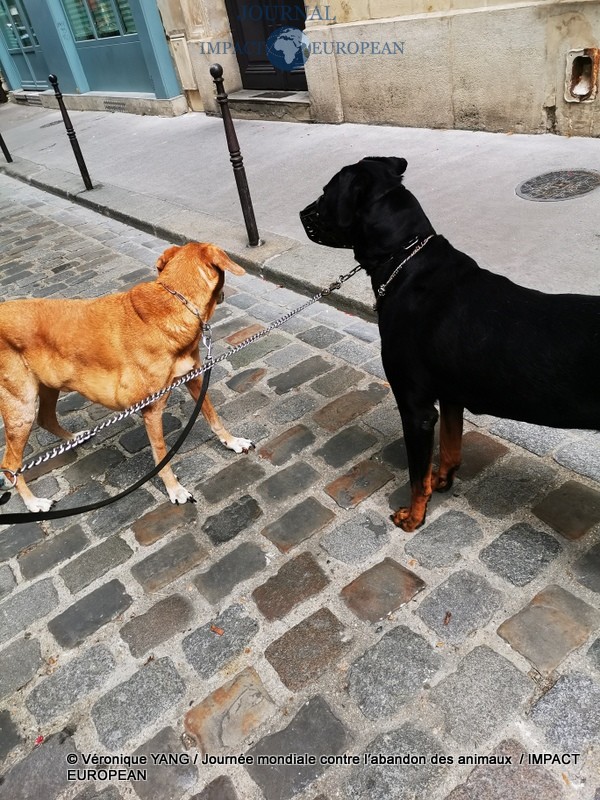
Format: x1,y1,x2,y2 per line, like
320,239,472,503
209,246,246,276
156,245,181,272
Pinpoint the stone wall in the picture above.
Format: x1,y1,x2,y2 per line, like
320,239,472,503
156,0,242,113
305,1,600,135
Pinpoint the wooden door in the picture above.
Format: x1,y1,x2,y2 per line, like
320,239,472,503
224,0,308,91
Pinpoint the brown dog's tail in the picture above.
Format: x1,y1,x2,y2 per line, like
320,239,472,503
156,246,181,272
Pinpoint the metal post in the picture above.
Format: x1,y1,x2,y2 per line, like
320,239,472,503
48,74,93,191
0,132,12,163
210,64,261,247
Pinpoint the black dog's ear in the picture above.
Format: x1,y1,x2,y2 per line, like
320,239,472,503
362,156,408,177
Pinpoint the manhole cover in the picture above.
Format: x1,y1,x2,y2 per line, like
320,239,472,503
516,169,600,201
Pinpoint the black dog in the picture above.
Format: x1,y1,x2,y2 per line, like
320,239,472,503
300,156,600,532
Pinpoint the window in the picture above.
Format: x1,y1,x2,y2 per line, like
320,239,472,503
0,0,38,50
61,0,136,41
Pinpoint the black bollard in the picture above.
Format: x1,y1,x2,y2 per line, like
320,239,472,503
210,64,261,247
48,74,93,191
0,132,12,163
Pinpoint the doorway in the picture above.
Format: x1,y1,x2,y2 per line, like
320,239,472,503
224,0,308,91
0,0,49,89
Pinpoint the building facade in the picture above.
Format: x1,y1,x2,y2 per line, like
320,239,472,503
1,0,598,135
303,0,600,137
0,0,185,115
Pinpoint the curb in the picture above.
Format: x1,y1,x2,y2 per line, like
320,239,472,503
0,158,376,322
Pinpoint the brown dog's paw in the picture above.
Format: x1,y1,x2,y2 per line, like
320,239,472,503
391,507,426,532
432,472,451,493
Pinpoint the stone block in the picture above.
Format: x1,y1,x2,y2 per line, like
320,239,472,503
261,497,335,553
342,558,425,622
430,646,534,746
329,338,376,367
465,456,555,517
246,696,349,800
373,437,408,471
18,525,88,580
226,367,266,393
297,325,344,349
0,708,21,762
316,425,378,468
489,420,571,456
60,535,133,594
92,657,185,749
197,460,266,504
264,608,350,690
417,570,502,644
554,434,600,482
479,523,561,586
258,424,315,466
132,501,198,545
86,488,155,538
220,390,270,421
252,552,330,620
224,322,264,346
48,579,132,649
228,333,288,369
347,724,447,800
532,480,600,540
531,672,600,751
314,384,388,431
201,495,263,545
257,462,318,503
183,605,258,679
445,738,564,800
405,510,483,569
267,356,331,394
25,644,114,724
0,637,42,699
458,431,509,480
120,594,194,657
0,578,58,645
347,625,441,719
131,727,197,800
311,365,364,397
321,510,390,564
325,459,393,509
0,730,79,800
185,667,275,752
62,447,124,485
191,776,238,800
270,393,317,423
0,523,44,562
130,533,207,593
195,543,267,603
0,564,15,600
497,584,599,673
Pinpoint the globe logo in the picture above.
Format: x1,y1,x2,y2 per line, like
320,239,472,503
266,26,310,72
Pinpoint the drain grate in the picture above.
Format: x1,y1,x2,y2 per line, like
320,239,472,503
516,169,600,201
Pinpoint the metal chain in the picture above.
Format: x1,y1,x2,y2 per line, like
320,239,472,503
376,235,434,298
11,265,363,478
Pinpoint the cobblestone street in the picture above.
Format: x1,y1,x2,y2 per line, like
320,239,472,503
0,173,599,800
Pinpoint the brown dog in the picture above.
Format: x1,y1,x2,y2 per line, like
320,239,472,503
0,242,253,512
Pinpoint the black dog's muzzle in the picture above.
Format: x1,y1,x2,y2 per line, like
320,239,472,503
299,200,353,249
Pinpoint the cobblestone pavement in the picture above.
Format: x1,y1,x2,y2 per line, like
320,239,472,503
0,173,599,800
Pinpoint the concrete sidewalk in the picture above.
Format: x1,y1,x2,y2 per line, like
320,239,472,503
0,101,599,321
